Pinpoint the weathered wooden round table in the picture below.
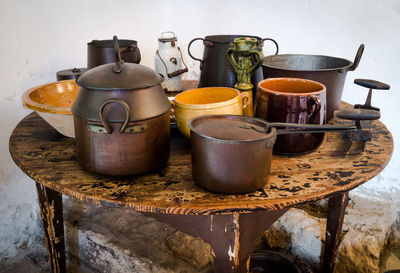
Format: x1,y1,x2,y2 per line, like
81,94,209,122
9,100,392,273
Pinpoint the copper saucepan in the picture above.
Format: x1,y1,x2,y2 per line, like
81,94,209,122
188,115,357,194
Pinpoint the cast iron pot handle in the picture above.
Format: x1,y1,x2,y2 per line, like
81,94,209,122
346,44,365,72
259,38,279,55
187,38,205,63
308,96,322,124
99,98,131,134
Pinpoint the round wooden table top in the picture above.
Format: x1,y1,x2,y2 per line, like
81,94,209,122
9,103,393,215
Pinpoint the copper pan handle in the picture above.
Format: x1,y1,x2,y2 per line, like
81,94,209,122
99,98,130,134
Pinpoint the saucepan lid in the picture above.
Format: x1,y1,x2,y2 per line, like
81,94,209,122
187,115,277,143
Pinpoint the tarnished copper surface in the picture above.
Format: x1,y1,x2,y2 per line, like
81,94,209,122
188,115,276,194
74,112,170,176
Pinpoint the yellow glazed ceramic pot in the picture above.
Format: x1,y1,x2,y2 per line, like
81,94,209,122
173,87,250,138
22,79,79,138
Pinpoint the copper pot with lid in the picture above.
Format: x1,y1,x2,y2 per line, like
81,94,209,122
72,36,171,176
188,115,356,194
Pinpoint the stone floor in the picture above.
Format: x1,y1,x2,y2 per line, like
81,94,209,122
0,244,94,273
2,195,400,273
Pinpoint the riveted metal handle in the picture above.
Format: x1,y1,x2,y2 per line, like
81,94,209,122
113,36,124,73
98,98,130,134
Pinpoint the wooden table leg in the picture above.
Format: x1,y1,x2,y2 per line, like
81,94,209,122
145,209,288,273
210,210,287,273
322,192,349,273
35,183,66,273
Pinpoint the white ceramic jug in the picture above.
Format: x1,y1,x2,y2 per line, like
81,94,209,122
154,31,188,93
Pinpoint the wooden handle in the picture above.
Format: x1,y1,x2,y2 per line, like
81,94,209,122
354,79,390,90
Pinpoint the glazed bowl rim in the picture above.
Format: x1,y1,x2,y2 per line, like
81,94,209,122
22,79,77,115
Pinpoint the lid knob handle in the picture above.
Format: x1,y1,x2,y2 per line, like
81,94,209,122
113,35,124,73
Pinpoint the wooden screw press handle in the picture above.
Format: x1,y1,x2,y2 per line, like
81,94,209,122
354,79,390,90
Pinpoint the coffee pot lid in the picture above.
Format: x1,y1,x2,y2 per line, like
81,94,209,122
77,36,162,90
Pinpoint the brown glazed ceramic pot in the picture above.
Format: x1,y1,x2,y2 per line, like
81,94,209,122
256,78,326,154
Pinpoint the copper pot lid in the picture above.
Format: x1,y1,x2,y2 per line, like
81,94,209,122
77,36,162,91
188,115,277,142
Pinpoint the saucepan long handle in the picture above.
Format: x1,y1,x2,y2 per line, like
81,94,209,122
269,123,357,135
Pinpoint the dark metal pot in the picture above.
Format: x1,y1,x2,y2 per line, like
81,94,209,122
188,115,356,194
87,39,141,69
72,36,170,176
250,251,310,273
262,44,364,120
188,35,279,98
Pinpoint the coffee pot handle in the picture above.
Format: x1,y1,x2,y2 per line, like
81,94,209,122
258,38,279,55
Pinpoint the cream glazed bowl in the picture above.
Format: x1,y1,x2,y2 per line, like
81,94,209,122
22,79,79,138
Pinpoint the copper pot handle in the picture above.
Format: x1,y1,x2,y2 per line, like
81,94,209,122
113,35,124,73
99,98,131,134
